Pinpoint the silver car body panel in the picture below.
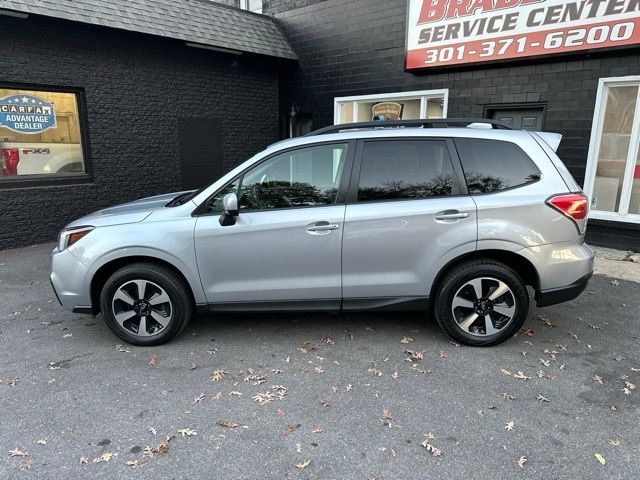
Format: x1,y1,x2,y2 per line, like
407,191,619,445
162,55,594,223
51,127,594,314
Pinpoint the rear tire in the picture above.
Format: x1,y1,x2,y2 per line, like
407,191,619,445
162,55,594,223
100,262,193,346
433,259,529,346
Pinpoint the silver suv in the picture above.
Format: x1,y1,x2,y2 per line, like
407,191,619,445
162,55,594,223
50,119,594,347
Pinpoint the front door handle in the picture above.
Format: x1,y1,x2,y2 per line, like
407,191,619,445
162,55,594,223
306,221,340,233
435,210,470,221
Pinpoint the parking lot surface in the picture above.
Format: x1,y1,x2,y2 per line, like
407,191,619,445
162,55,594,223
1,243,639,479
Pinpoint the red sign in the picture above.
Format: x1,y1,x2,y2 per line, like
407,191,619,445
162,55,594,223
406,0,640,70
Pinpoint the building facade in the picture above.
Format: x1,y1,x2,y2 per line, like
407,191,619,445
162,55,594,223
0,0,294,249
269,0,640,250
1,0,639,251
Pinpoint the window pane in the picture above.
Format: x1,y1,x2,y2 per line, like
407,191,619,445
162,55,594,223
358,140,455,201
0,88,84,178
238,144,347,210
455,138,540,193
629,142,640,215
593,85,638,212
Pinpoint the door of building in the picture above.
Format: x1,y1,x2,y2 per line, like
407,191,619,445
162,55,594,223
489,108,544,131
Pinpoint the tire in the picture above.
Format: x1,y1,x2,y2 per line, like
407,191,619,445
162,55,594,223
433,259,529,347
100,262,193,346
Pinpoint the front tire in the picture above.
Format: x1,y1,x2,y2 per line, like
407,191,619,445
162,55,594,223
433,259,529,346
100,262,193,346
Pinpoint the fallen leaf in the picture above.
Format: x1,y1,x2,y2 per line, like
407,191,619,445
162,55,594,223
144,437,171,457
368,368,383,377
276,407,286,416
595,453,606,465
611,279,620,287
80,456,89,464
229,391,242,397
520,329,535,336
610,404,617,412
9,448,29,457
149,355,157,367
537,394,550,403
382,409,393,420
62,333,72,339
148,427,157,435
35,439,47,445
283,424,295,437
126,459,145,468
295,443,302,453
253,392,275,405
513,371,531,380
211,369,227,382
608,439,622,446
517,456,527,468
19,460,33,471
312,427,324,433
501,369,513,376
391,371,399,380
217,420,239,429
190,363,199,370
93,452,116,463
405,350,424,360
500,392,516,400
295,459,311,469
505,421,514,431
593,375,603,385
400,337,413,344
177,428,197,437
193,393,205,404
421,441,442,457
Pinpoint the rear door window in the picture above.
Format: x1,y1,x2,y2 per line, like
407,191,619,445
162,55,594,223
357,139,457,202
454,138,540,194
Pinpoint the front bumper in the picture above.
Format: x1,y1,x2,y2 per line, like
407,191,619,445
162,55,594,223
50,247,92,313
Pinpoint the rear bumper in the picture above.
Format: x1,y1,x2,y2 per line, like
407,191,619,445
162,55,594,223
536,272,592,307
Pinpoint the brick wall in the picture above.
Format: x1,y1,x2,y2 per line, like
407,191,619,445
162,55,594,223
269,0,640,191
0,15,280,249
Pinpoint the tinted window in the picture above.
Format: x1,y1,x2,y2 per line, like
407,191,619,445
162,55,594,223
455,138,540,194
238,143,347,210
357,140,456,202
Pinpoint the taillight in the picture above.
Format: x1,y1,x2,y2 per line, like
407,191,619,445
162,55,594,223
547,193,588,222
1,148,19,176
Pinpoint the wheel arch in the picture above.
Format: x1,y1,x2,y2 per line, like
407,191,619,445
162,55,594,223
429,249,540,301
90,256,197,315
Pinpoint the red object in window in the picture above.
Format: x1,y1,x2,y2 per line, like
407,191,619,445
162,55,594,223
1,149,19,176
634,165,640,179
547,193,588,222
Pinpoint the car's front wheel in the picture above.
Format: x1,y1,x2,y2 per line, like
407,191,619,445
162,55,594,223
433,259,529,346
100,262,193,346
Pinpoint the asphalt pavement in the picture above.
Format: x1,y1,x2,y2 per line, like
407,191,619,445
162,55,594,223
1,243,639,479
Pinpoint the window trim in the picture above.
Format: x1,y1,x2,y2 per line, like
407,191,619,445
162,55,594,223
193,140,357,216
0,82,92,189
346,137,468,205
333,89,449,125
584,75,640,224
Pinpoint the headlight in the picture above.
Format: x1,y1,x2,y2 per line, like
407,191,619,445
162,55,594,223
58,226,94,251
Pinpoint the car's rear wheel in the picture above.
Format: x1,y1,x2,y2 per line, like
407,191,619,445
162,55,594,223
433,259,529,346
100,262,192,346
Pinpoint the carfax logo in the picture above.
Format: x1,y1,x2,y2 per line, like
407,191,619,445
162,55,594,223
0,94,57,134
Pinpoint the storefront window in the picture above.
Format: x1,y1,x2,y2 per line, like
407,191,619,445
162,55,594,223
334,90,448,124
585,78,640,223
0,87,85,179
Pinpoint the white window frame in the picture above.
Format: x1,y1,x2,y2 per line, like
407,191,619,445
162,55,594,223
584,76,640,224
333,89,449,125
239,0,262,13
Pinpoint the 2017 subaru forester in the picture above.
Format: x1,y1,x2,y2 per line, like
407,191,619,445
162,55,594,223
50,119,594,347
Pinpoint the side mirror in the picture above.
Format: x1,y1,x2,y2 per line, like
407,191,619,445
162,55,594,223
219,192,238,226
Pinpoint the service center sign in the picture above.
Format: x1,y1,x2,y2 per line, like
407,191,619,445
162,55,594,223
406,0,640,69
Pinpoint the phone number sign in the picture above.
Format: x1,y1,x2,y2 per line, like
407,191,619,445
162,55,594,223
406,0,640,70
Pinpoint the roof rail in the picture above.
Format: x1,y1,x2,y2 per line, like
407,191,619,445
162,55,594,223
307,118,514,136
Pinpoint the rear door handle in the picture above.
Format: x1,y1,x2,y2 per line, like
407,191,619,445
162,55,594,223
306,221,340,233
435,210,469,221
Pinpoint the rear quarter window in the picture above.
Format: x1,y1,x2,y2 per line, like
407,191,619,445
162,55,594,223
454,138,540,194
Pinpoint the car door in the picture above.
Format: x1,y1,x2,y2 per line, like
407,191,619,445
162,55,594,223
341,137,477,307
194,141,354,309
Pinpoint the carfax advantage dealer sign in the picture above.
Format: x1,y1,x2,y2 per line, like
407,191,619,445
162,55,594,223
406,0,640,69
